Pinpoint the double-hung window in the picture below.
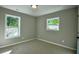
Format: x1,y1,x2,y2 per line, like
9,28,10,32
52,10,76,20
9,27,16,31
5,14,21,39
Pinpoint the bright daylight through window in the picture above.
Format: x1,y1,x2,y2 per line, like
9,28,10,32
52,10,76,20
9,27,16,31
5,14,21,39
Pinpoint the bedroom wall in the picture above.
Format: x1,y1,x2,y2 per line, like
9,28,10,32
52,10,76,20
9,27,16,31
77,7,79,53
0,6,78,54
0,7,36,46
37,8,78,49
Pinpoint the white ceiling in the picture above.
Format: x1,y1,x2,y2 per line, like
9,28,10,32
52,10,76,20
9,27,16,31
0,5,76,17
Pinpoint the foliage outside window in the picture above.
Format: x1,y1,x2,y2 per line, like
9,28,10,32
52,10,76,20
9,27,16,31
5,14,21,39
47,17,60,31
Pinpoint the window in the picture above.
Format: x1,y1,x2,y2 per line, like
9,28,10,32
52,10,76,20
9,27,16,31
5,14,21,39
47,17,60,31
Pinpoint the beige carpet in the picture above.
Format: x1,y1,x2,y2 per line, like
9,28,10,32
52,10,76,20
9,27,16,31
0,39,75,54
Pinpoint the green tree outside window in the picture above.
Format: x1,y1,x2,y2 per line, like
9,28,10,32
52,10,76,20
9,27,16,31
7,16,18,27
48,19,59,25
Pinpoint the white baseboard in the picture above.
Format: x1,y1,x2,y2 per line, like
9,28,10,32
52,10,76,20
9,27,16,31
0,38,35,48
37,38,76,50
0,38,76,51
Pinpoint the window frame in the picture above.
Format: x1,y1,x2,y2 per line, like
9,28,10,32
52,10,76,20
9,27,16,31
46,17,60,31
5,14,21,39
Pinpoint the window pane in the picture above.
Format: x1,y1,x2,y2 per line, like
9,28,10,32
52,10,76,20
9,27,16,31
5,14,20,39
47,17,59,31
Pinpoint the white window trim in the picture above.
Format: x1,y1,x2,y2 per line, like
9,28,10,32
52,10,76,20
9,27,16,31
46,17,60,31
5,14,21,39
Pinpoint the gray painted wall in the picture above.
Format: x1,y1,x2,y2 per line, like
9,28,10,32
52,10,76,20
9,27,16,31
0,7,36,46
0,7,78,54
37,8,77,49
78,7,79,33
77,7,79,54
